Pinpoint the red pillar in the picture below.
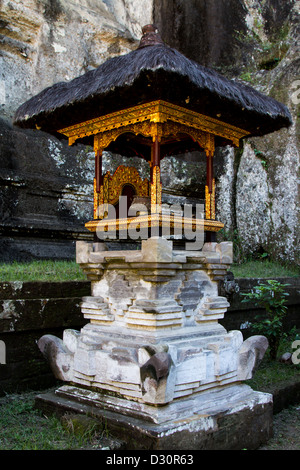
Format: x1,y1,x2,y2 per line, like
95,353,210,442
95,149,102,193
206,149,213,194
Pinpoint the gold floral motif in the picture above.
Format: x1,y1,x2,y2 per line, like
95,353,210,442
106,166,149,206
85,213,224,233
94,121,163,150
211,178,216,220
205,185,210,220
103,173,110,204
94,166,149,219
205,179,215,220
94,121,213,150
93,178,97,219
151,166,162,212
93,166,150,216
59,100,249,149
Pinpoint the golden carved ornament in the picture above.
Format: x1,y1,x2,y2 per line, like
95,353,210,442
205,179,216,220
104,165,149,206
94,166,149,219
58,100,249,149
85,213,224,233
94,121,163,150
94,179,104,219
150,166,162,212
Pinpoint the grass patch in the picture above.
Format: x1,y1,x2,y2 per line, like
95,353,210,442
0,259,298,282
231,260,299,279
0,260,86,282
0,391,107,450
246,332,300,393
246,358,300,394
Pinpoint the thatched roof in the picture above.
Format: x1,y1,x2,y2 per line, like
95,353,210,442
14,25,292,139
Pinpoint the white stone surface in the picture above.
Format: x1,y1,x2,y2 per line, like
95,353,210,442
38,240,269,414
141,237,173,262
237,335,269,380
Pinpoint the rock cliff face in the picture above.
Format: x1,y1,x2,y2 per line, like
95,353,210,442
154,0,299,263
0,0,151,260
0,0,299,262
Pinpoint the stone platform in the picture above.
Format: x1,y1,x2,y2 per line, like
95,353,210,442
35,384,273,450
36,237,273,450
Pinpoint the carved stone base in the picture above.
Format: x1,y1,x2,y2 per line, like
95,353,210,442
37,238,272,449
35,385,273,450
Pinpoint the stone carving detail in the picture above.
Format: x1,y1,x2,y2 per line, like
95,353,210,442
38,333,76,382
237,335,269,381
140,348,175,404
37,238,269,421
196,296,230,323
80,296,114,324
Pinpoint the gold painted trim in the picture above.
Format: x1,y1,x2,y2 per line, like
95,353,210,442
93,178,104,219
94,166,149,219
85,213,224,233
150,166,162,212
58,100,249,148
205,179,216,220
93,178,98,219
104,165,149,207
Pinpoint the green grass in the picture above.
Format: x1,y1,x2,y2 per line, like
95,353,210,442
231,260,299,279
0,259,298,282
0,390,112,450
246,332,300,393
0,260,86,282
246,358,300,394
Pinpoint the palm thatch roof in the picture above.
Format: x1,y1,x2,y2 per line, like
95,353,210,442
14,25,292,139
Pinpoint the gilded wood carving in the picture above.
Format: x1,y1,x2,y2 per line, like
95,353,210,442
205,179,216,220
66,100,235,230
58,100,249,149
94,166,149,219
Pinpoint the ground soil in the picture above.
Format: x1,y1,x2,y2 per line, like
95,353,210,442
258,403,300,450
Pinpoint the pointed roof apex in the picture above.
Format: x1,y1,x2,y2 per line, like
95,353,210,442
138,24,164,48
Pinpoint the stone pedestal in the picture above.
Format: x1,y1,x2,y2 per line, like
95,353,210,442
35,384,272,450
36,237,272,450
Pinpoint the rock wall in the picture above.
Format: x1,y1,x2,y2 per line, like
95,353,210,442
154,0,300,263
0,0,299,262
0,0,152,260
0,280,89,394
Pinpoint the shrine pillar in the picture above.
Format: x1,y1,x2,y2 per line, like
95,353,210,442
150,133,162,214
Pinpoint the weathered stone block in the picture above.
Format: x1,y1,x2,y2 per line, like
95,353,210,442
141,237,173,262
35,385,273,450
237,335,269,380
76,241,92,264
